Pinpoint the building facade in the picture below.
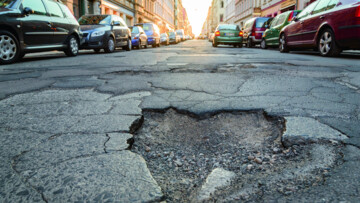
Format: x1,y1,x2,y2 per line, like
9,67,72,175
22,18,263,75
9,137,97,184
224,0,236,24
154,0,175,32
234,0,261,28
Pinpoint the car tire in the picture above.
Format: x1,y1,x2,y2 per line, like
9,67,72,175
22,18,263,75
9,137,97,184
279,34,290,53
125,38,131,51
0,31,20,65
64,35,79,57
93,49,101,53
212,41,218,47
247,38,253,48
104,36,115,53
318,28,342,57
260,39,267,49
238,43,243,48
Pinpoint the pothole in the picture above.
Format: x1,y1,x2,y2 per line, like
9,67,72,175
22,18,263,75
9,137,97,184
131,108,345,202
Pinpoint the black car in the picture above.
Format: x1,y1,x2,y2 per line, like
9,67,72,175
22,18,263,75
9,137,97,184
79,14,131,53
0,0,82,64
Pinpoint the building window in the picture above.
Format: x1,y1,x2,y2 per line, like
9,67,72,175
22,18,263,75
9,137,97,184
221,1,224,8
220,14,224,22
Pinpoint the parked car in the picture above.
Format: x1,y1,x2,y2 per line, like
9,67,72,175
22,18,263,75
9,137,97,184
168,31,180,44
79,15,131,53
280,0,360,56
261,10,302,49
209,33,215,42
176,29,185,41
0,0,81,64
129,26,148,49
212,24,243,48
160,33,169,45
134,23,161,47
243,17,273,48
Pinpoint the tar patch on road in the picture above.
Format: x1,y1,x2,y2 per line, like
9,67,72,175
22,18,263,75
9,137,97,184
131,108,345,202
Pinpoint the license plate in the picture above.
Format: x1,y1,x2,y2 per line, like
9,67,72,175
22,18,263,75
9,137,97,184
226,33,234,36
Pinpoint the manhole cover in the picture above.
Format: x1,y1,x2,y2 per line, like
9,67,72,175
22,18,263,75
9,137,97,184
131,109,343,202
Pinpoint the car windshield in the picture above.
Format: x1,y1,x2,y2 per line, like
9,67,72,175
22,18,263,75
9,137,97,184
0,0,16,8
218,24,239,31
176,30,183,35
169,32,176,36
138,24,153,31
78,15,111,25
131,27,139,34
161,34,167,37
255,18,272,28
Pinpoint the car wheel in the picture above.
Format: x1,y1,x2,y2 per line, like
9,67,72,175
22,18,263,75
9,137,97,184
64,35,79,57
0,31,20,64
238,43,243,48
279,34,289,53
93,49,101,53
125,38,131,51
260,39,267,49
233,45,237,48
104,37,115,53
247,38,253,48
212,40,218,47
318,28,342,57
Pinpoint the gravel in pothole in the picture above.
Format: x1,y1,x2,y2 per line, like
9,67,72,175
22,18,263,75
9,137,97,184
131,109,344,202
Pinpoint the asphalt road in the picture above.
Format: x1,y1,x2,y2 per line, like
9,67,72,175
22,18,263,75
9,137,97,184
0,40,359,202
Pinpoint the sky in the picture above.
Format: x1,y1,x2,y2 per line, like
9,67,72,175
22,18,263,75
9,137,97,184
181,0,212,36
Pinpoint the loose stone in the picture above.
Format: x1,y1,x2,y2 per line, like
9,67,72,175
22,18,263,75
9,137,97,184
248,155,255,160
247,164,254,170
254,158,263,164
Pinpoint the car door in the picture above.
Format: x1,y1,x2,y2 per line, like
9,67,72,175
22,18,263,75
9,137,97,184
301,0,331,44
271,14,286,45
111,16,123,47
266,15,280,45
43,0,69,45
287,1,318,45
20,0,54,46
119,16,129,45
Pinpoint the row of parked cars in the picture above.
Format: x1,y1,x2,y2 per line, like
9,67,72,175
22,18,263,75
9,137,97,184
212,0,360,57
0,0,190,64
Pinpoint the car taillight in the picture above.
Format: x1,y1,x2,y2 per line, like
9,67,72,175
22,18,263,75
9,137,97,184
251,31,255,36
215,31,220,36
356,5,360,17
239,31,243,36
288,12,294,22
133,37,138,40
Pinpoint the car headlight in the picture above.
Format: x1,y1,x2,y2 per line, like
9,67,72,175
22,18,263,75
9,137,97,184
263,33,266,38
91,30,105,37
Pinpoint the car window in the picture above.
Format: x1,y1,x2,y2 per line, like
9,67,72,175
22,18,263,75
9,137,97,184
276,14,287,26
256,18,272,28
59,3,75,19
338,0,359,6
327,0,339,9
21,0,47,16
270,16,279,28
0,0,17,8
297,1,318,19
312,0,331,15
141,24,153,31
139,27,145,33
44,0,64,18
117,16,127,27
78,15,111,25
131,26,139,33
218,24,239,30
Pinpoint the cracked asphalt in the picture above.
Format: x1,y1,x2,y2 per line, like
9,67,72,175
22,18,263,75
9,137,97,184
0,40,359,202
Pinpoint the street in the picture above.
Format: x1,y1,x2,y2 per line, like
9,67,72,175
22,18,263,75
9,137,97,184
1,40,360,202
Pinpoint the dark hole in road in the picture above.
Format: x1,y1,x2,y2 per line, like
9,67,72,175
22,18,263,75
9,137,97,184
131,108,343,202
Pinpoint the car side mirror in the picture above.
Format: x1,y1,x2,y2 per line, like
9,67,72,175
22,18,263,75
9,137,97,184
23,7,34,16
293,17,299,22
113,21,120,26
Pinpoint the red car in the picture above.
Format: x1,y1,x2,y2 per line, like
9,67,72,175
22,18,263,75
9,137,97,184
279,0,360,56
243,17,273,48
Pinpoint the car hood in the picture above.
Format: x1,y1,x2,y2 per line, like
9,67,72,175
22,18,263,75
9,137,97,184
80,25,109,32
